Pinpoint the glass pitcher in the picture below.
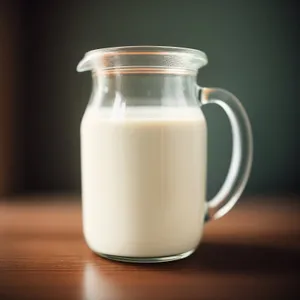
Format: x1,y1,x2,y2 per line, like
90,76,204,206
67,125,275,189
77,46,253,263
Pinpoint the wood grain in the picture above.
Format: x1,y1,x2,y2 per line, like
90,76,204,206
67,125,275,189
1,195,300,300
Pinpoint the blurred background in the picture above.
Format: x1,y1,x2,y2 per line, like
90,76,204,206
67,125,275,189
0,0,299,199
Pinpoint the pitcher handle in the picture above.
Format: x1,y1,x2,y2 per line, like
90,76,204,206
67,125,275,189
199,87,253,221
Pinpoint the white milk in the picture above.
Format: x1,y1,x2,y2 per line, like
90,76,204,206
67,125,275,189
81,106,207,257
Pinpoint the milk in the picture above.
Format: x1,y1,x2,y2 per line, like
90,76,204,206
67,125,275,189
81,106,207,258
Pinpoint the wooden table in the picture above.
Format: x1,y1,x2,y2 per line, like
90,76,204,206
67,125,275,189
1,195,300,300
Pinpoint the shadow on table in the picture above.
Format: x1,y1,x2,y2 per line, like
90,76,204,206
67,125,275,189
184,242,299,274
128,241,300,275
85,242,300,299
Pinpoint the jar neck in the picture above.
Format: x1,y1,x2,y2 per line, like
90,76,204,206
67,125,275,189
92,73,198,107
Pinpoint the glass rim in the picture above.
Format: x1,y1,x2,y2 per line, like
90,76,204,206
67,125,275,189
78,46,208,73
86,45,206,59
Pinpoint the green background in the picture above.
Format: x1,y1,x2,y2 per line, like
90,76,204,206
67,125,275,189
20,0,299,197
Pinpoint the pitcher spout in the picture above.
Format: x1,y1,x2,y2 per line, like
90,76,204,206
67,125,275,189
77,53,93,72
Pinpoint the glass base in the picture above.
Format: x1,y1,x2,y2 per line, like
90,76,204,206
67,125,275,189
96,249,195,263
